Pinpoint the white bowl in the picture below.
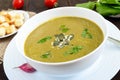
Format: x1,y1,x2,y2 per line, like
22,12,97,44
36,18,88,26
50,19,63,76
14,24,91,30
15,7,108,76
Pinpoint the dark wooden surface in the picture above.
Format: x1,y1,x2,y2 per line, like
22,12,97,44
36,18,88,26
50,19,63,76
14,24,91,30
0,0,120,80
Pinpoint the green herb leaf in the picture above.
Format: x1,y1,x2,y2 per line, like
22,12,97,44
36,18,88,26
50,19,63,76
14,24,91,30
64,46,83,56
59,25,69,33
76,1,96,9
112,5,120,9
75,0,120,16
72,46,83,53
81,28,88,38
81,28,93,39
37,36,52,43
99,0,120,4
96,2,120,16
87,34,93,39
41,51,51,58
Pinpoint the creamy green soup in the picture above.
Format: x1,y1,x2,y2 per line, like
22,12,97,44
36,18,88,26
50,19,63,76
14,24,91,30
24,16,104,62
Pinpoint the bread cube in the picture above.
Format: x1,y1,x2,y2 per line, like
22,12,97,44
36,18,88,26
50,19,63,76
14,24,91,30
6,25,17,34
0,15,6,24
0,22,9,28
14,19,24,28
0,11,8,16
0,27,6,36
15,13,24,20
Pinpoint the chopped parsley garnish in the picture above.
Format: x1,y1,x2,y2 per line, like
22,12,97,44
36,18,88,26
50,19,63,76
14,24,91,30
37,36,52,43
64,46,83,56
81,28,93,39
41,51,51,58
59,25,69,33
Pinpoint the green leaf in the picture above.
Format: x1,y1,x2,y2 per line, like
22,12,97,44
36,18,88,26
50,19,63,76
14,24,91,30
64,46,83,56
59,25,69,33
41,51,51,58
99,0,120,4
37,36,52,43
81,28,93,39
96,2,120,16
87,33,93,39
81,28,88,38
72,46,83,53
76,1,96,9
111,5,120,9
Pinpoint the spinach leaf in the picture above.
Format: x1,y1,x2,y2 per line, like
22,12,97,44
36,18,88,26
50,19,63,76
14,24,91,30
96,3,120,16
111,5,120,9
75,0,120,16
99,0,120,4
76,1,96,9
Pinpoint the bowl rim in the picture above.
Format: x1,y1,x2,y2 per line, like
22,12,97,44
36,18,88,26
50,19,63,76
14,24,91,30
16,7,108,66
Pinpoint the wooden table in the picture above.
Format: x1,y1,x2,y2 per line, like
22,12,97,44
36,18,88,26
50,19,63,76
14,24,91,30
0,0,120,80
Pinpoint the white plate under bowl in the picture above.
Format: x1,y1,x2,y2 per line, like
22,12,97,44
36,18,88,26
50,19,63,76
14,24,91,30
0,10,29,39
3,20,120,80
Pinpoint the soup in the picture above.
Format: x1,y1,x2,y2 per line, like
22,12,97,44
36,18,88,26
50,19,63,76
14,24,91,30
24,16,104,62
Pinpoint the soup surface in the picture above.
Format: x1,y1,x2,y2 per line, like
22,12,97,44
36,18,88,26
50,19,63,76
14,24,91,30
24,16,104,62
